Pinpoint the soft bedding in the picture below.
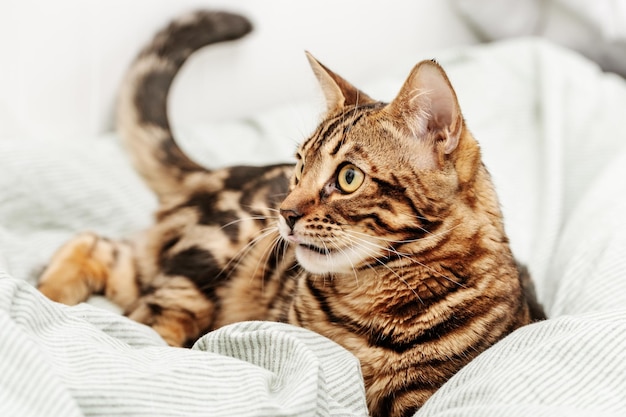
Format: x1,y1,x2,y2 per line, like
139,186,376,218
2,38,626,416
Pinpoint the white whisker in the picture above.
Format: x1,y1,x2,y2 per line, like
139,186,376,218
347,222,462,245
218,215,277,231
214,224,279,281
328,240,360,287
344,230,466,289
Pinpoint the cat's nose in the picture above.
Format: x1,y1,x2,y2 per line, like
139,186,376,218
280,209,302,230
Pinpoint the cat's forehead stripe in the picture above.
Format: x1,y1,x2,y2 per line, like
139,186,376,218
300,113,345,154
329,113,365,156
301,104,381,159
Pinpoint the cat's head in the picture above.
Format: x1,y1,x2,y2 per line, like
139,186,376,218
278,53,481,275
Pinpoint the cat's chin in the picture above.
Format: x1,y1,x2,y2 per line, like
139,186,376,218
278,220,377,275
294,243,364,275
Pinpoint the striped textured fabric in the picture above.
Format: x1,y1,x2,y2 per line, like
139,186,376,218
0,273,368,416
1,38,626,416
421,311,626,416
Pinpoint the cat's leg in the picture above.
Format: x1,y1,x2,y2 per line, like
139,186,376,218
38,232,140,309
124,275,214,347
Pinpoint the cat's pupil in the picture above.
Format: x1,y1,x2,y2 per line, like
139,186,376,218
345,169,355,184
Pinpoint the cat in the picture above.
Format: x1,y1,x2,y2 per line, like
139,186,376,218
38,10,545,417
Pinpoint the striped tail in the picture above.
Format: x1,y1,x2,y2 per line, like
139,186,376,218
116,11,252,200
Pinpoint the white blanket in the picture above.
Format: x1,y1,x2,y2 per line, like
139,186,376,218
1,38,626,416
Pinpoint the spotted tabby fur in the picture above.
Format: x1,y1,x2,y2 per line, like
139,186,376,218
39,11,545,417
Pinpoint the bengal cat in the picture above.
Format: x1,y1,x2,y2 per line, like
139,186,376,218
38,10,545,417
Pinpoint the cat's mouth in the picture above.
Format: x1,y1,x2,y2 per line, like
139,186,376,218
279,224,374,274
295,242,349,275
299,243,334,256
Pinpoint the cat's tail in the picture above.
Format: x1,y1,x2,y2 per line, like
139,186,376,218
116,11,252,200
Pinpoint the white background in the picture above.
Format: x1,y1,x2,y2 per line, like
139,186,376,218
0,0,477,141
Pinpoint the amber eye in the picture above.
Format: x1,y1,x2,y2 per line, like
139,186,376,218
294,158,304,182
337,164,365,193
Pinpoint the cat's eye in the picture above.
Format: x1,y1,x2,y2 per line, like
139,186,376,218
294,158,304,182
337,164,365,193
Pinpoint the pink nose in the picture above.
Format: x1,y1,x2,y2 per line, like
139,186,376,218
279,209,302,230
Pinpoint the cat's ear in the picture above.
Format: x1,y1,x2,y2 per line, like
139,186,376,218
306,51,376,112
387,60,463,155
